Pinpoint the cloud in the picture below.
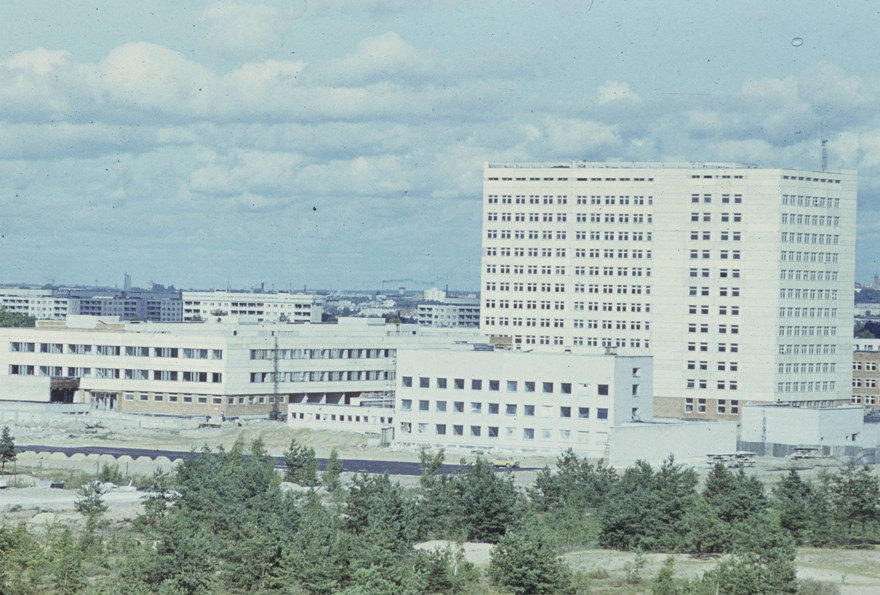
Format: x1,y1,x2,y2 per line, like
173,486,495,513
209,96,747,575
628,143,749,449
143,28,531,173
596,81,639,105
315,32,441,86
196,2,293,58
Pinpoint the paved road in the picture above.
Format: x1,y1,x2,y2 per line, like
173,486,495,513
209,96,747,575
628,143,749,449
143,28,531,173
17,444,531,476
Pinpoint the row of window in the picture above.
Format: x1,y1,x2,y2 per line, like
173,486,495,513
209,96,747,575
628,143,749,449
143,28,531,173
689,231,742,241
580,320,650,330
688,342,739,352
780,288,838,300
854,379,877,388
685,398,739,414
124,393,262,405
483,299,650,312
481,280,653,296
778,326,838,336
778,381,836,393
9,343,222,359
689,324,740,334
781,233,839,245
778,308,837,318
782,193,841,206
689,305,740,315
780,251,839,263
687,379,739,390
688,268,740,278
690,212,742,222
488,194,652,205
688,361,738,371
249,348,394,360
689,287,740,297
400,423,609,441
401,377,583,393
852,395,877,405
782,213,839,227
486,230,652,241
485,247,652,258
570,338,648,348
854,362,879,371
778,344,838,355
249,370,392,383
487,174,656,181
690,193,742,204
401,401,607,416
485,265,652,276
780,270,839,282
8,365,221,382
690,250,741,260
487,212,653,224
779,362,837,374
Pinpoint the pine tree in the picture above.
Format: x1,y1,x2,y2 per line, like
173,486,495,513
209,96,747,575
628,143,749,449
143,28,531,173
0,426,16,474
488,523,575,595
283,438,319,486
323,448,343,492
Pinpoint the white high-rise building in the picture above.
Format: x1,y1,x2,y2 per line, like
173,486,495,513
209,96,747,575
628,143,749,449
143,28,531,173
481,162,856,419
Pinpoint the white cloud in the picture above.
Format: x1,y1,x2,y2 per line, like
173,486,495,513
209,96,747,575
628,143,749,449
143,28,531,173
196,2,292,58
596,81,638,105
314,32,441,86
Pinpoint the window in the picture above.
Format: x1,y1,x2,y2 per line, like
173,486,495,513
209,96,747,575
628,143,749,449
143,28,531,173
419,400,429,411
454,378,464,389
419,377,430,388
579,407,589,418
471,379,482,390
453,401,464,413
401,400,412,411
507,381,518,392
436,401,447,412
489,380,500,391
489,403,499,414
506,404,517,415
436,424,446,435
402,376,412,388
437,377,447,389
524,405,535,416
543,382,553,393
597,408,608,420
598,384,609,395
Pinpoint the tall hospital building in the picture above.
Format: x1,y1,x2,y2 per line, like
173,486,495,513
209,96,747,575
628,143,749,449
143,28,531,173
481,162,856,418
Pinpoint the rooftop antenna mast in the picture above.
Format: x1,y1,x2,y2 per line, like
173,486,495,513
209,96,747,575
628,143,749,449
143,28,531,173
821,121,828,172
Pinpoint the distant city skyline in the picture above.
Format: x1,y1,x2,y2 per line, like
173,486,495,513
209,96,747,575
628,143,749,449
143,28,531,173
3,1,880,289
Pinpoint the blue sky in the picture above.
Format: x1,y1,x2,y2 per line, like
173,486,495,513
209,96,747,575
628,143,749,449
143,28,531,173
2,0,880,291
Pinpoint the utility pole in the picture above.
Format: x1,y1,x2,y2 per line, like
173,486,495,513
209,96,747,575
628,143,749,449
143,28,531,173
272,335,280,420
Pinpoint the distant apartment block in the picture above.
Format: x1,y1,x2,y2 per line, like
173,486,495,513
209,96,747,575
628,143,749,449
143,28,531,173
417,298,480,328
182,290,324,323
481,161,856,418
0,288,182,322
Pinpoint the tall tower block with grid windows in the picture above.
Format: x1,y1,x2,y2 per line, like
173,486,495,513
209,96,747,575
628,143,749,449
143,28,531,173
480,162,856,419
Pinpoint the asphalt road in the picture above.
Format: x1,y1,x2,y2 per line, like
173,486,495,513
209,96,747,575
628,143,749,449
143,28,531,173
17,444,531,476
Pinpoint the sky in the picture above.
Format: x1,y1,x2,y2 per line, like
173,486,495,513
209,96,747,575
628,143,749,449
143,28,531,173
2,1,880,292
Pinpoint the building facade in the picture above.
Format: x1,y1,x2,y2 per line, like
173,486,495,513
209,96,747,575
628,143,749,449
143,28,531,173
417,298,481,328
481,162,856,418
0,288,183,322
394,346,653,456
853,341,880,410
1,317,478,419
182,290,324,323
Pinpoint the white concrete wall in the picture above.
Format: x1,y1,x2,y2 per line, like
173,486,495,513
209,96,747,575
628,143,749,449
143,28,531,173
608,420,737,466
0,375,51,402
287,404,394,434
741,405,863,446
